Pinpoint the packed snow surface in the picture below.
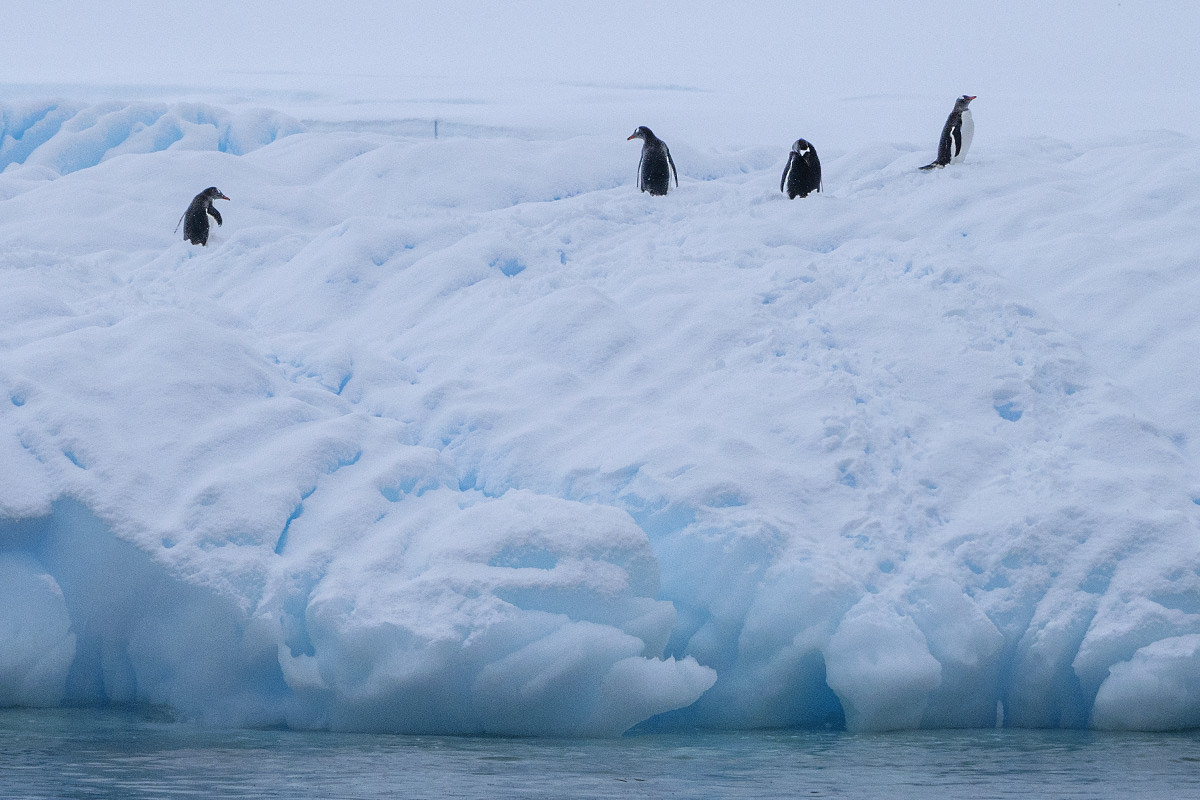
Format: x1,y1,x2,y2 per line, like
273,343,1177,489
2,93,1200,736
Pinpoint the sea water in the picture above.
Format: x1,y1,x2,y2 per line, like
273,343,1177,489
1,708,1197,799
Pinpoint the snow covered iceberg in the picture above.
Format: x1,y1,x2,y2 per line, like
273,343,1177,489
2,101,1200,734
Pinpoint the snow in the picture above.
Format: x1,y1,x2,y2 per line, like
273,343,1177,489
2,3,1200,736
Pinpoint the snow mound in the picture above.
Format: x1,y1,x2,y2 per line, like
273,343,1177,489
0,101,300,177
2,101,1200,735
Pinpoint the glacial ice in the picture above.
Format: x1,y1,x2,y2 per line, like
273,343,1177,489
1,100,1200,735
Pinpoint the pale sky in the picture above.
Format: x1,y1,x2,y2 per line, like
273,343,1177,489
1,1,1190,98
2,2,1195,145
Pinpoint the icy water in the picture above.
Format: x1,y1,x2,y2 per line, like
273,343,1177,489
1,709,1198,799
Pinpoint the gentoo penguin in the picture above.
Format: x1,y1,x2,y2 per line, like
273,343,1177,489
177,187,230,245
920,95,976,170
627,126,678,195
780,138,822,198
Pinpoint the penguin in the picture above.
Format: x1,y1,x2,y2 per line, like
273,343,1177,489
627,126,678,195
781,138,822,198
920,95,976,170
177,187,230,245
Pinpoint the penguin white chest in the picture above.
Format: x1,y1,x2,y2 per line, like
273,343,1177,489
952,109,974,163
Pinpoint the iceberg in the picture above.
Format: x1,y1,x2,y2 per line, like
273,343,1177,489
1,99,1199,735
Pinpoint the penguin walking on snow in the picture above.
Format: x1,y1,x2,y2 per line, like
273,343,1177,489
920,95,976,170
176,187,230,245
781,138,822,198
628,126,678,195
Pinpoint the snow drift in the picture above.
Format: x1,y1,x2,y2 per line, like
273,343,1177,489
1,100,1199,735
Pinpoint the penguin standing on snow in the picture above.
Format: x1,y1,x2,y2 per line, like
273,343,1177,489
781,138,822,198
920,95,976,170
177,186,230,245
627,126,678,195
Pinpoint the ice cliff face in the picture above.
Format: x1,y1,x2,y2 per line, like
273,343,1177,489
1,102,1199,734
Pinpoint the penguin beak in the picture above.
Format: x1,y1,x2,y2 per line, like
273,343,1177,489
627,134,637,141
966,96,977,102
220,193,230,201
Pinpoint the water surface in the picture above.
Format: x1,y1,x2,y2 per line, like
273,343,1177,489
1,709,1197,799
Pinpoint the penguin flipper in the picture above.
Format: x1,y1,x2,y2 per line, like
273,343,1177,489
934,114,957,166
173,211,186,234
667,148,678,187
210,206,223,227
637,151,646,192
781,152,794,193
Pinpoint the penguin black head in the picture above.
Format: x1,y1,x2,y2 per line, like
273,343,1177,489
202,187,230,202
791,139,813,155
627,126,654,142
956,95,976,110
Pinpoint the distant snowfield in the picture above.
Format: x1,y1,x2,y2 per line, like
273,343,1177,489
2,87,1200,736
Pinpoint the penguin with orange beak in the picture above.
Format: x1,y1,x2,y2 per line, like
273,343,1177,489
178,186,230,245
920,95,976,170
627,126,678,195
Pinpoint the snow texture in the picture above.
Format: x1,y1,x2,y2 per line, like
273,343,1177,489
2,84,1200,737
